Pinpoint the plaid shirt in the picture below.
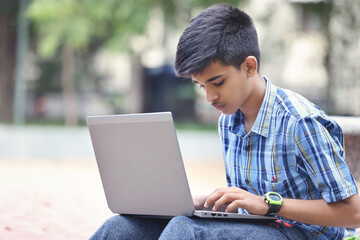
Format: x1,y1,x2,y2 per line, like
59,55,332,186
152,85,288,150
218,78,358,239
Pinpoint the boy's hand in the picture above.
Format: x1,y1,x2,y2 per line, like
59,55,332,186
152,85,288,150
204,187,268,215
193,195,208,210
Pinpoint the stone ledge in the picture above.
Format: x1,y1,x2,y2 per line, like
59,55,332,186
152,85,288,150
331,116,360,135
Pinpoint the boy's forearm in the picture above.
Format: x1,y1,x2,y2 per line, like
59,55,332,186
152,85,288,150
279,194,360,228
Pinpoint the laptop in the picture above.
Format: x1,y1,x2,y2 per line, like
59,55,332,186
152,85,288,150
86,112,276,222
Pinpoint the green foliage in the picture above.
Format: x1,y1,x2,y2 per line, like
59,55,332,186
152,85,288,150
27,0,153,58
190,0,243,8
28,0,245,58
343,235,360,240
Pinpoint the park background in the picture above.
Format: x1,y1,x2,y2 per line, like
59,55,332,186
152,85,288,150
0,0,359,239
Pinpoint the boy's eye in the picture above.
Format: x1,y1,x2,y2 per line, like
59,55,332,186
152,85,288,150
214,80,224,87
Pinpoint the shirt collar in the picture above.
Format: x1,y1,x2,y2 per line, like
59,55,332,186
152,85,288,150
228,77,277,138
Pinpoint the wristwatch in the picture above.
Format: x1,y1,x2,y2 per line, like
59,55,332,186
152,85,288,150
264,192,283,216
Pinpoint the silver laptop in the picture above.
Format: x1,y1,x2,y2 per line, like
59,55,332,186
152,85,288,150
87,112,276,222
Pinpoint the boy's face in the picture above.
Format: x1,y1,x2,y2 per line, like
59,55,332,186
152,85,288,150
192,61,252,115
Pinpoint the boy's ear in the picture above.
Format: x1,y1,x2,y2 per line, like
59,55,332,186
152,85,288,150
242,56,258,76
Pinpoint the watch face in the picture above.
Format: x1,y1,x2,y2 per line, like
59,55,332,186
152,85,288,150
269,193,281,201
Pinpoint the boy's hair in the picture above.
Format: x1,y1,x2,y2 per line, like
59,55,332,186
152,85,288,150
175,4,260,78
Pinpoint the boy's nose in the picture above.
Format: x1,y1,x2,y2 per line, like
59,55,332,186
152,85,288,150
205,88,219,103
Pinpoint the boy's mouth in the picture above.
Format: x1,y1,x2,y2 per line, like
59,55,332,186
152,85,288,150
212,103,225,111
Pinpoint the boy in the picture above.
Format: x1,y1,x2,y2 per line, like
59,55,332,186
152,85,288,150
90,4,360,239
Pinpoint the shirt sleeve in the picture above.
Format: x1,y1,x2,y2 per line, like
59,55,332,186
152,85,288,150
294,116,358,203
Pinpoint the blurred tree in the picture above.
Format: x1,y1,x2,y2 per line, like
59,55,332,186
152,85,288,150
0,0,18,123
28,0,152,125
28,0,244,125
13,0,30,124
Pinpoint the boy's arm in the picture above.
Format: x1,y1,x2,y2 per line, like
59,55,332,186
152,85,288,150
205,187,360,228
279,193,360,228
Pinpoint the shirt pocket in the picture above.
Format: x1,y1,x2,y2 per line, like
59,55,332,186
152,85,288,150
263,179,290,197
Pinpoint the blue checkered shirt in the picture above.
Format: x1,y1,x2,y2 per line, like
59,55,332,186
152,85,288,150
218,78,358,239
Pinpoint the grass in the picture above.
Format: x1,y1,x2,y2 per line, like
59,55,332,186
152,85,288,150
174,121,217,132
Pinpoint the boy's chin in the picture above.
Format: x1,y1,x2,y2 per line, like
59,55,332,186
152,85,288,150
219,109,237,115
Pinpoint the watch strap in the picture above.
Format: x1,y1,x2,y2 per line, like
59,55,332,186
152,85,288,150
266,204,282,216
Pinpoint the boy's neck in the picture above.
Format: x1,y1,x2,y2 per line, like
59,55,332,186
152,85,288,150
241,75,266,133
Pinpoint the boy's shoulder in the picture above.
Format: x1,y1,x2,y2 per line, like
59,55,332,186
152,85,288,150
273,86,326,121
273,87,342,135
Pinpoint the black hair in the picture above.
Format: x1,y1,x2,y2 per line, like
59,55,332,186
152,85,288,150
175,4,260,78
